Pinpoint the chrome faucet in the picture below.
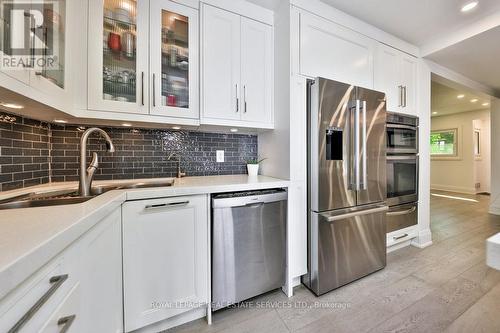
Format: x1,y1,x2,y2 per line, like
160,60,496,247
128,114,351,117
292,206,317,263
79,128,115,197
167,153,186,178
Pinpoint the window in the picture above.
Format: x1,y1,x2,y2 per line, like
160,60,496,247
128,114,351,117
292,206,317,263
431,129,457,156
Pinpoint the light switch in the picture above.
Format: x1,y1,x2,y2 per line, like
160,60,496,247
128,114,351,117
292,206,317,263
216,150,225,163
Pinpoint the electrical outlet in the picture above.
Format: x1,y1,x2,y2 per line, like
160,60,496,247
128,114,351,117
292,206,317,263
216,150,225,163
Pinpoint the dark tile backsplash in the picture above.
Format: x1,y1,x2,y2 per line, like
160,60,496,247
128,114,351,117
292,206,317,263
0,112,257,192
0,115,50,191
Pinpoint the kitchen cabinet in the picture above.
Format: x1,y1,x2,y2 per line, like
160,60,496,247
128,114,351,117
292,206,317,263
88,0,149,114
201,4,274,129
374,44,417,114
88,0,199,120
150,0,199,118
0,207,122,333
122,195,209,332
78,208,123,333
0,0,84,110
299,11,375,89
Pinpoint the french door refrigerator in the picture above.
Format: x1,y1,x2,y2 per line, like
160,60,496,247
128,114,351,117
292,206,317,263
303,77,388,296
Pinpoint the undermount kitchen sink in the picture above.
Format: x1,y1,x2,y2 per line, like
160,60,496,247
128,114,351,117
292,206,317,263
0,179,175,210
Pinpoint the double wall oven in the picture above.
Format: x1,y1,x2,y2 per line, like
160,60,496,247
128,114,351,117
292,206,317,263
386,112,419,233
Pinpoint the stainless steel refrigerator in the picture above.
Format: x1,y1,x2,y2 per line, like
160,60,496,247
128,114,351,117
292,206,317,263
303,77,388,296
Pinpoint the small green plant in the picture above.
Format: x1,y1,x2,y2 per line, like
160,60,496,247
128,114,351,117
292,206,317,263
245,157,267,165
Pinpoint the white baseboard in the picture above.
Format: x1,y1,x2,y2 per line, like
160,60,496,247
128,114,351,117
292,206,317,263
489,205,500,215
411,228,433,248
431,184,476,194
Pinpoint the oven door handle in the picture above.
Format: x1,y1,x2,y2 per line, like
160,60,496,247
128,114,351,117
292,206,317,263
387,155,418,161
387,124,417,131
387,206,416,216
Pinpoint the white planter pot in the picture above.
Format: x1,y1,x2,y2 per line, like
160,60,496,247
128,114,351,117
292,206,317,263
247,164,259,176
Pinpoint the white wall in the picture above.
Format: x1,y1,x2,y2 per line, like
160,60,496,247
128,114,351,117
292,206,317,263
490,98,500,214
430,109,490,194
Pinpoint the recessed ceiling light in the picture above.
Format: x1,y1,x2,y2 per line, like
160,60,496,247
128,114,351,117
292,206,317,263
432,112,438,115
122,123,132,127
482,102,489,106
461,1,478,12
54,119,67,123
172,126,181,130
230,128,238,133
470,99,478,103
0,102,24,109
457,94,465,99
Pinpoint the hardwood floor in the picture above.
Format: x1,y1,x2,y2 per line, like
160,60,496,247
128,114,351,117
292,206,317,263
168,192,500,333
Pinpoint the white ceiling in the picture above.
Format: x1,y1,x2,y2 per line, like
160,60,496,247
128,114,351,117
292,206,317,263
246,0,282,10
431,81,490,117
317,0,500,46
426,26,500,93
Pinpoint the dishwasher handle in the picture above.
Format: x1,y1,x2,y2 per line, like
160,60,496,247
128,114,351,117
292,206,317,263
212,191,287,208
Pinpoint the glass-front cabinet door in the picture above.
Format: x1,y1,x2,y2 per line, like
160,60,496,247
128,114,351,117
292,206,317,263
0,0,31,84
88,0,148,114
150,0,198,119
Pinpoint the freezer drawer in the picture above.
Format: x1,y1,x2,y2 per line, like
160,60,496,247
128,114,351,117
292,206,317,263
212,190,287,310
387,202,418,233
304,204,387,295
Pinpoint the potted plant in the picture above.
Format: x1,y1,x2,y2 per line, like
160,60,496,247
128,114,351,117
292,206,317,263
245,158,267,176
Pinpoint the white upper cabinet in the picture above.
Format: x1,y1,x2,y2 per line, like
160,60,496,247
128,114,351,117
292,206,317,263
201,5,241,121
150,0,199,119
88,0,199,120
299,12,375,89
88,0,149,114
0,0,84,110
400,53,417,114
201,4,274,129
240,17,273,124
374,43,417,114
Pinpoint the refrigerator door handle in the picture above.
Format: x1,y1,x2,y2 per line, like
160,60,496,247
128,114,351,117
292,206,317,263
362,100,367,190
354,99,361,191
321,205,388,223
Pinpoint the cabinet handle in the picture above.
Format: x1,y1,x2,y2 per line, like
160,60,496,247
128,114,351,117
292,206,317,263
57,315,76,333
152,73,156,107
145,201,190,210
141,72,145,106
25,11,35,68
8,275,68,333
235,84,239,113
393,233,409,240
403,86,407,107
244,85,247,113
398,85,402,107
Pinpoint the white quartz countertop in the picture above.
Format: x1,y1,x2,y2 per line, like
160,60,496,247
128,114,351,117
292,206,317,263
487,233,500,271
0,175,289,299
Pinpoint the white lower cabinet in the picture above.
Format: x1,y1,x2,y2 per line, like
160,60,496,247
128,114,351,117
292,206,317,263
0,208,122,333
122,195,209,332
77,208,123,333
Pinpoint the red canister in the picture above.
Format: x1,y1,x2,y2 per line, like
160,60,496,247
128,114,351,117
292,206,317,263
108,32,121,52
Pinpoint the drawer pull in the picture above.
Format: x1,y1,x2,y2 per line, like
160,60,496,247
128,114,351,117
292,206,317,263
145,201,189,210
9,274,68,333
387,206,416,216
58,315,76,333
393,233,409,240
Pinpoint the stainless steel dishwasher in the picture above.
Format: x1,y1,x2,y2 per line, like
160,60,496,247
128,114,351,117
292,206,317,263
212,189,287,310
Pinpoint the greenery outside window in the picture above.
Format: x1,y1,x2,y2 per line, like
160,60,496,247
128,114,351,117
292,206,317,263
431,129,457,156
